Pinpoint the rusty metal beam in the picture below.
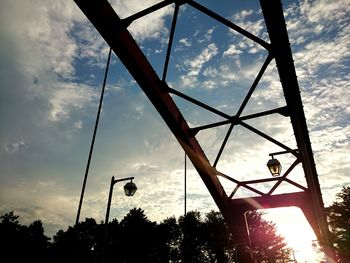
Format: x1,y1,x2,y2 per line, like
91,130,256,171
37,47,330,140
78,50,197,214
228,191,313,211
227,191,318,242
260,0,334,259
74,0,230,216
226,191,317,262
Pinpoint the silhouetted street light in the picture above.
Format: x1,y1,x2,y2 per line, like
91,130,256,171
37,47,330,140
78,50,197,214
102,176,137,263
123,180,137,196
267,156,282,177
267,149,299,177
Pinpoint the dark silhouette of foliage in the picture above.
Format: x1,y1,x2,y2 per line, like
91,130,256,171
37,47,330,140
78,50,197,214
158,216,182,262
203,210,235,263
49,217,100,263
178,211,209,262
0,208,293,263
0,211,50,263
117,207,157,263
247,210,291,262
327,186,350,262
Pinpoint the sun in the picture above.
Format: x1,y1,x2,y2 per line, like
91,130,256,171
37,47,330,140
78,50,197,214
261,207,325,262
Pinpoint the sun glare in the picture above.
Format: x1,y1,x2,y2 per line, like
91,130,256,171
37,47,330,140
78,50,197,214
262,207,325,262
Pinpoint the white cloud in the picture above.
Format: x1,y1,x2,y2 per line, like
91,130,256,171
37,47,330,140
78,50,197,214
179,37,192,47
286,0,350,45
231,7,266,39
112,0,173,41
0,0,103,126
284,1,350,138
0,0,83,78
185,43,219,73
49,82,97,121
299,0,349,25
74,121,83,129
228,8,267,56
295,37,350,76
218,64,237,81
73,23,110,68
180,43,219,88
4,140,26,154
233,9,254,21
204,27,215,41
132,162,159,172
202,66,219,78
223,44,243,57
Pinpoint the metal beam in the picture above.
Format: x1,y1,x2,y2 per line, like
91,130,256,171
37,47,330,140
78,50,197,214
226,191,320,263
227,191,318,237
260,0,335,259
74,0,230,216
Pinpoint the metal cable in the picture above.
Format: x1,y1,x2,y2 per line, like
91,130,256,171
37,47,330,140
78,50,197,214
75,47,112,225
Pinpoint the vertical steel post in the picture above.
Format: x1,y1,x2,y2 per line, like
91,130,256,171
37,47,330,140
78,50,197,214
259,0,335,260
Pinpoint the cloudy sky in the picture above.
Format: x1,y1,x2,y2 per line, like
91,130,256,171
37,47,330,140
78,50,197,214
0,0,349,255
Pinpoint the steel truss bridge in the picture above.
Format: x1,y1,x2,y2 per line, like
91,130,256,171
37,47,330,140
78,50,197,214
74,0,335,261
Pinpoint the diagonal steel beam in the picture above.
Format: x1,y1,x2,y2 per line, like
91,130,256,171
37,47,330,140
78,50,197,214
74,0,230,215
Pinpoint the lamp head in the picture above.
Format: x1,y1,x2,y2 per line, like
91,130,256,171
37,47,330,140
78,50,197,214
267,156,282,177
124,180,137,196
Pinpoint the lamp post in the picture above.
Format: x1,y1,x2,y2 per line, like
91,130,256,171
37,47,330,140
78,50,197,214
243,211,257,263
102,176,137,263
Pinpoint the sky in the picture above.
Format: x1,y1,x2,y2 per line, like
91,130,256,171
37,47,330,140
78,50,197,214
0,0,349,260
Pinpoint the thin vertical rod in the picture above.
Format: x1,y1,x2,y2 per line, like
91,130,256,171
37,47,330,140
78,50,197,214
75,47,112,225
162,3,179,81
244,211,257,263
184,152,187,215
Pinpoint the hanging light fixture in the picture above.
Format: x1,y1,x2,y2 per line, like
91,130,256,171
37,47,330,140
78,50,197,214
267,156,282,177
124,180,137,196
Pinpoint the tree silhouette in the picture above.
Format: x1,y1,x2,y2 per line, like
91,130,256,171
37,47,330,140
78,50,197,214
0,208,293,262
246,210,291,262
159,216,182,262
49,217,99,263
117,207,157,263
178,211,209,263
203,210,235,263
327,186,350,262
0,211,50,263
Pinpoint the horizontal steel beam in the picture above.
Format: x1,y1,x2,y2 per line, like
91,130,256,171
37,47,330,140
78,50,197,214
227,192,320,245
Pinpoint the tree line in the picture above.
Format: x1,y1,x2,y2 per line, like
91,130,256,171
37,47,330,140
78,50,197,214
0,186,349,262
1,208,291,262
